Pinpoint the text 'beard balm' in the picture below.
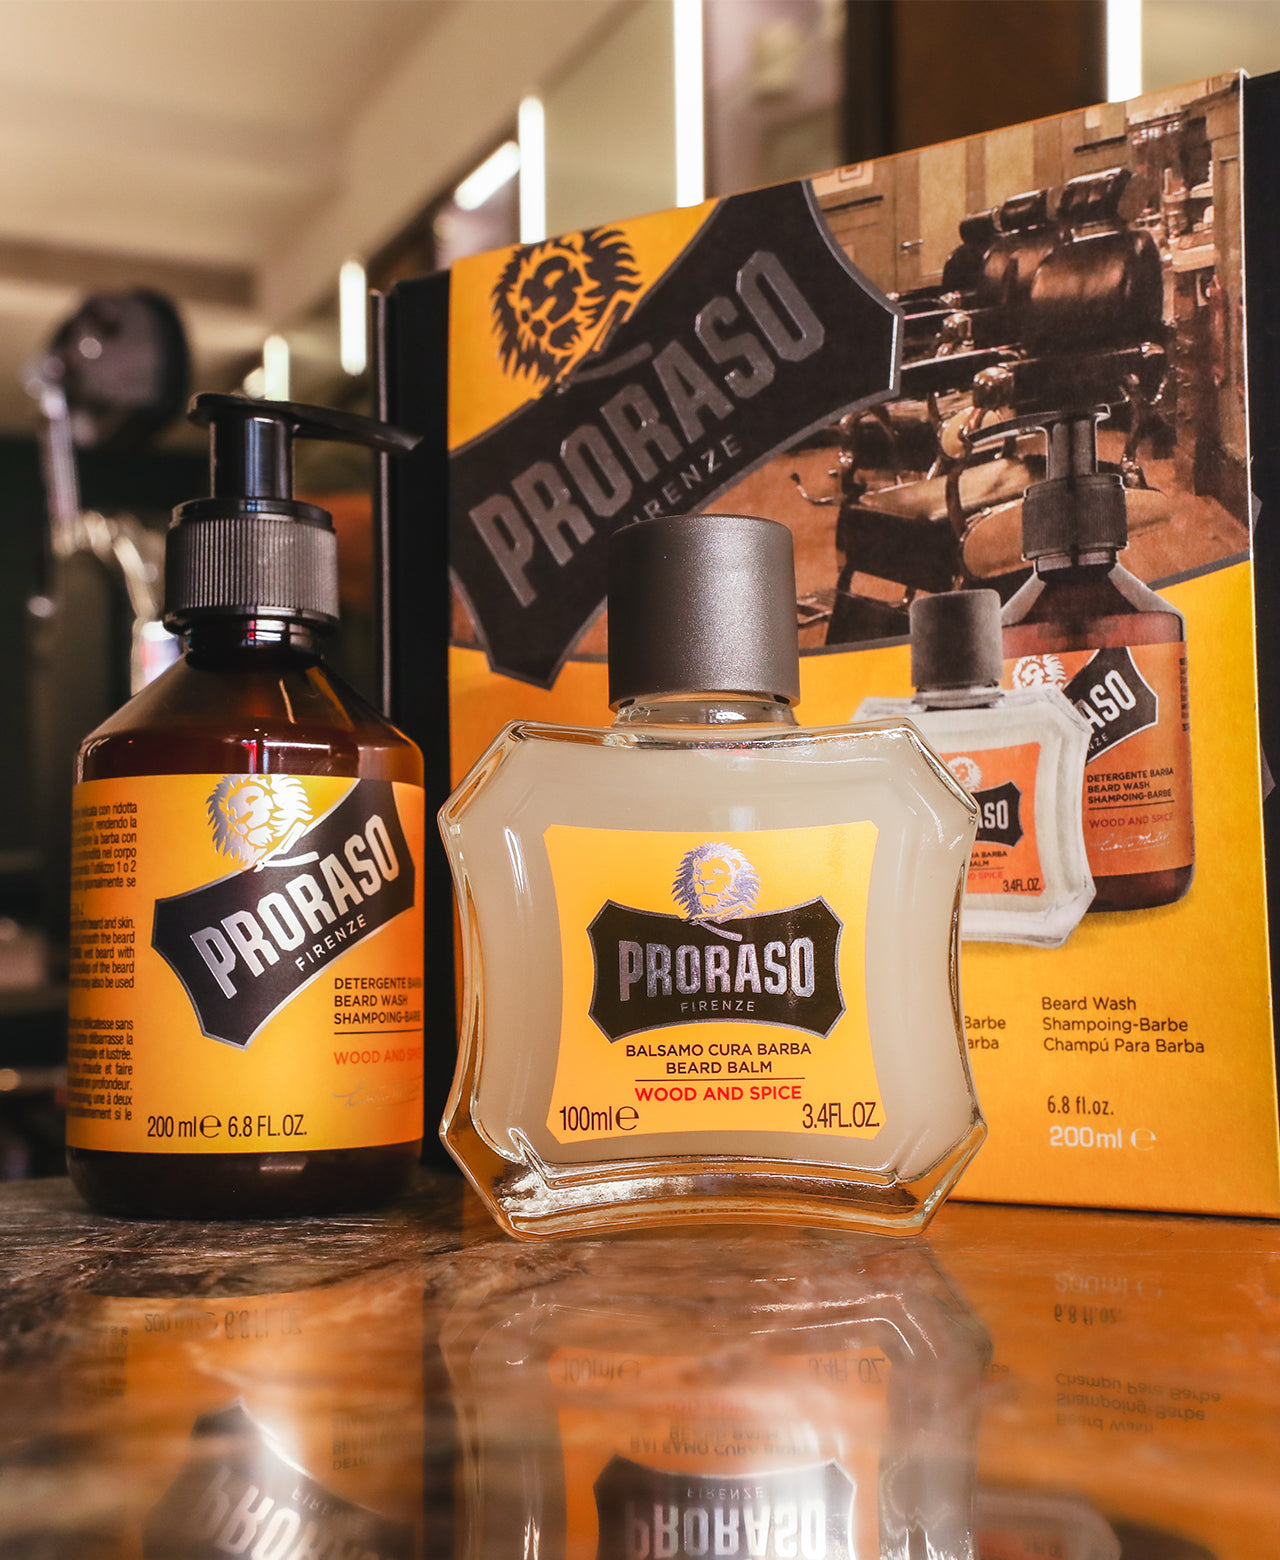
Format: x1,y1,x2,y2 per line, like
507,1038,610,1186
66,394,427,1219
858,590,1094,947
439,513,984,1239
995,411,1194,911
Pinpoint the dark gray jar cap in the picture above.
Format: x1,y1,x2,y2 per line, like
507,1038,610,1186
910,589,1003,690
607,513,801,707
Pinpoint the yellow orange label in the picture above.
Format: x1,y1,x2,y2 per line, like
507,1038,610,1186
942,741,1044,898
544,822,881,1142
66,774,425,1154
1006,642,1193,877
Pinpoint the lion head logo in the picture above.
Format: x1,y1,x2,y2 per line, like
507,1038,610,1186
947,755,984,792
207,776,313,870
672,844,760,924
1011,653,1066,690
490,227,641,388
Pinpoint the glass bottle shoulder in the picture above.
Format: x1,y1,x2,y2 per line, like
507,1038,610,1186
79,648,422,784
1003,559,1185,643
856,686,1089,754
995,683,1093,740
486,708,963,756
442,712,977,843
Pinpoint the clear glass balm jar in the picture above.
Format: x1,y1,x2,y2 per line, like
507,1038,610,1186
440,514,985,1239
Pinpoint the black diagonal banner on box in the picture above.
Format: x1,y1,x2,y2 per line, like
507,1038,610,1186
449,180,901,687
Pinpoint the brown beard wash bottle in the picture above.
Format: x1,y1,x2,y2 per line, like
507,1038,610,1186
996,411,1194,912
439,512,984,1240
65,394,427,1218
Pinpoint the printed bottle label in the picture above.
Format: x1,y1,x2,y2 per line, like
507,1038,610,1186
976,1521,1083,1560
941,743,1043,899
66,774,425,1154
1006,642,1193,877
544,822,881,1144
593,1456,855,1560
551,1346,888,1560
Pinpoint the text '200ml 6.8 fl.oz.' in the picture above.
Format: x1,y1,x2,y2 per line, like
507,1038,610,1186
65,395,427,1219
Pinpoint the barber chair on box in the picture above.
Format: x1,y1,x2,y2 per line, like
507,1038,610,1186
802,166,1175,644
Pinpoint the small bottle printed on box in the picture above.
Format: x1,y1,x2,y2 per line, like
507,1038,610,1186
857,590,1094,947
65,394,426,1219
995,410,1194,911
439,512,984,1239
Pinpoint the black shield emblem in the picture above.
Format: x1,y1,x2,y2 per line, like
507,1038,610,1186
152,780,415,1048
587,898,845,1042
973,780,1025,848
593,1454,857,1560
1065,646,1159,761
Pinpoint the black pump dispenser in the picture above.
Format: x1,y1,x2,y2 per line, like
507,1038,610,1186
967,407,1127,560
68,392,430,1220
997,405,1194,913
164,393,419,632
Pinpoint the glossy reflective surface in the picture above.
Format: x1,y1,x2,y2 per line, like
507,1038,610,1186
0,1174,1276,1558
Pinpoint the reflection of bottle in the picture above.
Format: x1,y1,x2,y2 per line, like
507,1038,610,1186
65,396,426,1218
440,513,983,1239
442,1230,990,1560
997,412,1194,912
63,1266,426,1558
858,591,1094,947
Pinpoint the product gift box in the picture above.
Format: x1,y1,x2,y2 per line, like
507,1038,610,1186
382,69,1280,1218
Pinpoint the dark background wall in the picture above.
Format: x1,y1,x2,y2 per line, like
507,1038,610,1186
845,0,1106,163
0,437,204,856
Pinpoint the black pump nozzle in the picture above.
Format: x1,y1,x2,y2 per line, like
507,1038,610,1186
190,393,420,502
165,394,421,634
1041,409,1107,484
964,406,1127,560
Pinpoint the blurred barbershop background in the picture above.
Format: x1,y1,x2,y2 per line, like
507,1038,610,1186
0,0,1276,1177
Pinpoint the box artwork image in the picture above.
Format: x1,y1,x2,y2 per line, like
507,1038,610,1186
384,71,1280,1217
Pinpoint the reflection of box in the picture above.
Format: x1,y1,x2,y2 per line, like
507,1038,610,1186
384,71,1280,1216
930,1202,1280,1560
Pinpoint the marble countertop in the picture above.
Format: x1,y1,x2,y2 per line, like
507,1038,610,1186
0,1173,1276,1559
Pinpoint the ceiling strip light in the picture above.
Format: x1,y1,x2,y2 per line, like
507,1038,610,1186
455,140,522,212
339,257,368,376
673,0,705,207
1106,0,1143,102
262,335,290,403
519,95,547,243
